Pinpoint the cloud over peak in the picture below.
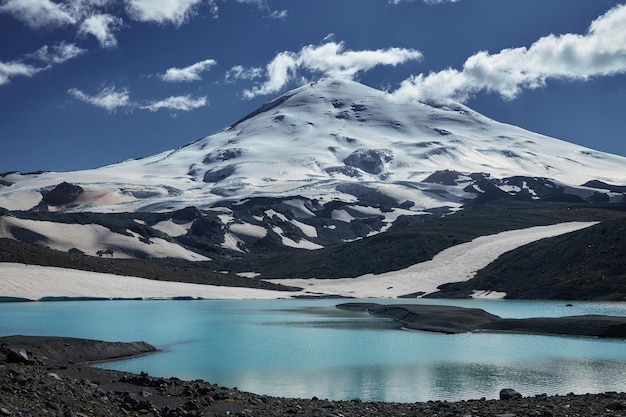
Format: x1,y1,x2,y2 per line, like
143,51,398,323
242,40,423,98
142,94,207,112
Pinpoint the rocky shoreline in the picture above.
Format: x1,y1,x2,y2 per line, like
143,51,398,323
2,335,626,416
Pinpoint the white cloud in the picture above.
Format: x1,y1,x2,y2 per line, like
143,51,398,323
243,40,423,98
78,13,124,48
225,65,263,82
29,42,86,64
68,86,132,112
161,59,217,82
0,0,122,49
269,9,287,19
67,86,207,113
0,0,76,28
0,61,47,86
0,42,84,86
124,0,214,26
0,0,218,46
243,52,297,98
142,94,207,112
391,3,626,103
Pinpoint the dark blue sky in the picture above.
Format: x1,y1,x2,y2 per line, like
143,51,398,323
1,0,625,172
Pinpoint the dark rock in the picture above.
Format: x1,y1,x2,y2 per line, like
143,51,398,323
500,389,523,400
42,182,84,206
47,401,62,411
6,348,31,364
171,206,202,222
582,180,626,193
422,169,467,186
1,336,157,366
343,149,393,175
13,374,28,385
203,164,237,183
203,148,246,164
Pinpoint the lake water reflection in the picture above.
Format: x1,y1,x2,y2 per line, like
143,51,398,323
2,298,626,402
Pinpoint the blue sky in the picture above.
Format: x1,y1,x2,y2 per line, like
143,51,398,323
1,0,625,173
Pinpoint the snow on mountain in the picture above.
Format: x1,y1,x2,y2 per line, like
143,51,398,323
2,78,625,213
1,78,625,259
0,215,209,261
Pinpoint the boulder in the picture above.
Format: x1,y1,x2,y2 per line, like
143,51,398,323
42,182,84,206
499,388,522,400
6,348,31,364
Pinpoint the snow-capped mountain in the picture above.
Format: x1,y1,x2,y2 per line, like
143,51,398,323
2,78,625,212
1,78,625,259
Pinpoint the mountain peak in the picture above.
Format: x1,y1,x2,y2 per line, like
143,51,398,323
1,79,625,213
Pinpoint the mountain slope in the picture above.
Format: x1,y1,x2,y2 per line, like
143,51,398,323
1,79,626,300
1,78,625,214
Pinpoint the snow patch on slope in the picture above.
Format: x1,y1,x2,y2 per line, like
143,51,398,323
271,225,323,250
0,216,209,261
152,219,193,237
229,222,267,239
0,263,298,300
269,222,598,298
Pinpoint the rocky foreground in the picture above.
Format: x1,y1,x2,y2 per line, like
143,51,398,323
2,336,626,416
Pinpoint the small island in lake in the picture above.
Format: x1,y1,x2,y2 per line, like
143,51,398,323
337,302,626,338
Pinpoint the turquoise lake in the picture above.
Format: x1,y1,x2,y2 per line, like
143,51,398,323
2,298,626,402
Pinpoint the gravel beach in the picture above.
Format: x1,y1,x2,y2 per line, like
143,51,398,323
2,335,626,417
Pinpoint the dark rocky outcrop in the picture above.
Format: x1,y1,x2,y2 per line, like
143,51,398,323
422,170,625,205
582,180,626,193
0,335,156,366
203,164,237,183
41,182,84,206
500,388,523,400
6,348,32,364
171,206,202,222
343,149,393,175
203,148,246,164
338,302,626,338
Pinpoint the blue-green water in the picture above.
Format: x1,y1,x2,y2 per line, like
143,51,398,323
2,298,626,402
